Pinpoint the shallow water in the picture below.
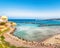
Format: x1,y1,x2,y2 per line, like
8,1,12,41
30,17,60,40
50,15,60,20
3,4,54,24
13,23,60,42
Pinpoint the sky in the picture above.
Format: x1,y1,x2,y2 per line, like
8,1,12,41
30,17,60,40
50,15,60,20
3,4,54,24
0,0,60,19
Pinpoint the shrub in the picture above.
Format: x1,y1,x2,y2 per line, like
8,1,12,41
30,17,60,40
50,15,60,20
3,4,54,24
0,22,6,25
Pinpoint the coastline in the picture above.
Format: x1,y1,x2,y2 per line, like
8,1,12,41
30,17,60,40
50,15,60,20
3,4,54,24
42,34,60,45
2,26,60,48
3,27,40,48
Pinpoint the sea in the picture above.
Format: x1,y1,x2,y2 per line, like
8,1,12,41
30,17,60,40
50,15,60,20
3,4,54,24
8,19,60,42
9,19,60,25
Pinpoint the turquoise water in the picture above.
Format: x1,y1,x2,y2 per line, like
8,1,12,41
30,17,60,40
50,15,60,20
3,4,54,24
11,19,60,41
17,23,39,27
13,23,60,42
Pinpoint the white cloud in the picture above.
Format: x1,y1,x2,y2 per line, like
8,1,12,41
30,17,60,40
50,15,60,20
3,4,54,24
0,10,60,19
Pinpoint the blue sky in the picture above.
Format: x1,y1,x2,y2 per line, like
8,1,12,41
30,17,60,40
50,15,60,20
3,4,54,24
0,0,60,19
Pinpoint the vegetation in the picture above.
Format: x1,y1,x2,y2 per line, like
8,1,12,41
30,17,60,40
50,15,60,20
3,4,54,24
0,27,10,35
0,22,6,25
0,36,28,48
0,16,28,48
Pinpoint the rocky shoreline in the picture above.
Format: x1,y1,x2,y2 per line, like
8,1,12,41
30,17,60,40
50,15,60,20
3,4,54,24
3,27,60,48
